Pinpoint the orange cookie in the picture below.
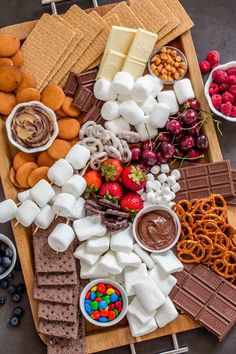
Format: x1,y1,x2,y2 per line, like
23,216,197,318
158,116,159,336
47,139,71,160
16,88,41,104
0,34,20,57
16,71,36,92
41,85,65,112
0,91,16,115
13,151,36,171
61,96,80,117
10,49,24,68
0,65,22,92
37,151,55,167
15,162,38,188
68,137,79,146
0,58,13,66
58,118,80,140
10,167,21,188
28,166,50,187
55,109,67,118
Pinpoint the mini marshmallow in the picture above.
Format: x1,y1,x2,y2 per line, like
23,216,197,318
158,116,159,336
161,195,172,204
173,78,195,105
112,72,134,95
153,180,161,190
52,193,76,218
151,165,161,175
155,297,178,328
73,215,107,241
74,242,102,266
151,250,184,275
161,185,171,195
127,297,156,325
171,169,181,180
62,175,86,199
0,199,17,223
155,196,164,204
132,276,165,313
110,226,133,254
15,200,40,227
147,173,155,182
71,197,85,219
146,180,154,191
49,185,62,205
157,90,179,115
124,263,148,296
161,164,170,174
93,78,117,101
117,94,131,102
48,223,75,252
66,144,90,170
166,175,176,186
131,76,153,103
148,75,163,98
48,159,73,187
139,96,157,115
30,180,55,208
149,265,177,297
169,191,176,200
171,183,181,193
86,235,110,254
104,117,131,134
149,102,171,129
141,193,147,201
80,260,109,279
34,204,55,230
119,100,145,125
146,191,156,203
168,202,176,208
158,173,167,183
18,190,31,203
100,250,123,275
127,313,158,337
135,118,158,141
133,243,155,270
116,251,141,268
143,200,153,208
101,101,120,120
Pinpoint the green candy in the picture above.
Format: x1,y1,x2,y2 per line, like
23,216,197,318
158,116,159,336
114,309,119,316
90,301,98,310
96,291,103,297
103,295,111,304
118,296,122,302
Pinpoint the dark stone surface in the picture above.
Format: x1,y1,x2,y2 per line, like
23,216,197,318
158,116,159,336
0,1,236,353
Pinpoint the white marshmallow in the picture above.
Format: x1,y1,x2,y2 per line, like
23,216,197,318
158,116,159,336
135,117,158,141
149,103,171,128
168,202,176,208
143,200,153,208
116,251,141,268
171,169,181,180
148,75,163,98
15,200,40,227
169,191,176,200
161,164,170,174
0,199,17,223
150,165,160,175
49,185,62,205
132,276,165,313
161,195,172,204
147,191,156,203
101,100,120,120
104,117,131,134
155,196,164,204
131,76,153,103
127,297,156,325
171,183,181,193
133,243,155,270
100,250,123,275
34,204,55,229
157,90,179,115
158,173,167,183
93,79,117,101
139,96,157,115
48,223,75,252
112,72,134,95
86,235,110,254
17,190,31,203
119,100,145,125
71,197,85,219
155,297,178,328
80,260,109,279
147,174,155,183
48,159,73,187
146,180,154,191
110,226,133,254
62,175,86,199
124,263,148,296
74,242,102,265
166,175,176,186
73,215,107,241
66,144,90,170
52,193,76,218
153,180,161,190
161,185,171,195
127,313,158,337
149,265,177,297
151,250,184,275
117,94,131,102
173,78,195,105
30,180,55,208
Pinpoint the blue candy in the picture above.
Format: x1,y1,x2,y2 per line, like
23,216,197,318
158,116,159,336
90,291,96,301
84,299,91,305
110,293,118,303
98,317,108,323
99,300,108,310
85,303,93,315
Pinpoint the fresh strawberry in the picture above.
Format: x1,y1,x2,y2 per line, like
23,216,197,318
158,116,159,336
99,182,123,201
101,158,123,181
121,165,147,192
84,170,102,198
120,193,143,219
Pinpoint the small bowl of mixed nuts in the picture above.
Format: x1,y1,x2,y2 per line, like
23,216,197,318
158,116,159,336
148,46,188,84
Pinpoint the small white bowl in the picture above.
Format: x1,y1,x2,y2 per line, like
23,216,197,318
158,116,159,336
80,278,128,327
133,204,181,254
205,61,236,122
6,101,59,153
0,234,17,280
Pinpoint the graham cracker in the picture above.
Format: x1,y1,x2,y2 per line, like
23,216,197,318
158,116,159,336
37,271,77,287
33,282,74,304
21,13,76,89
129,0,167,33
105,2,144,29
39,319,78,339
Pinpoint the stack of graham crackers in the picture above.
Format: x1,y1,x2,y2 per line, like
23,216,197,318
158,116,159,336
32,218,86,353
21,0,193,91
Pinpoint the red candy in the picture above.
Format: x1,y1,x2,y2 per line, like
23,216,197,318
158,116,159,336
85,291,91,300
115,289,121,296
95,297,102,302
91,311,100,320
106,284,113,289
97,283,106,293
100,310,109,317
108,311,116,320
108,304,115,311
115,300,123,312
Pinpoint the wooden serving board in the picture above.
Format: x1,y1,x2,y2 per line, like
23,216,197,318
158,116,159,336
0,3,234,353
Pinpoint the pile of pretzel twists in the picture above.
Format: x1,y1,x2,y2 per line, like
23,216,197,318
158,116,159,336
174,194,236,283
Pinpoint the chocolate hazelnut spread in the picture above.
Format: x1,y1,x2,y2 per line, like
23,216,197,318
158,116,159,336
11,105,54,149
136,210,177,251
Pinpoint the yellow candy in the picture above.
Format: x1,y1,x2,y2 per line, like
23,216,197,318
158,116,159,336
106,288,115,295
91,286,97,292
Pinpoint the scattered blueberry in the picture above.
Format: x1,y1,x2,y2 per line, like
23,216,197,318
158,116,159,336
11,293,21,303
9,316,20,327
0,296,6,305
0,279,9,289
2,256,12,269
7,285,16,295
13,307,24,317
14,261,21,271
16,283,25,294
5,273,14,281
5,248,13,258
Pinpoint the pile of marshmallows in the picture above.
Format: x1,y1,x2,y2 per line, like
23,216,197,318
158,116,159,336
94,72,195,140
73,223,183,337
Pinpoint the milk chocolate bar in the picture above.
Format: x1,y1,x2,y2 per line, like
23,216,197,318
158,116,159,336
64,72,78,97
226,169,236,206
76,69,97,86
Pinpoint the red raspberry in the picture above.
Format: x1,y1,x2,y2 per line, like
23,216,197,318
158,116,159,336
228,75,236,85
212,69,228,83
220,102,232,116
230,106,236,117
207,50,220,65
199,60,211,73
209,82,219,95
211,94,222,109
218,82,229,92
229,85,236,97
222,91,235,103
227,67,236,76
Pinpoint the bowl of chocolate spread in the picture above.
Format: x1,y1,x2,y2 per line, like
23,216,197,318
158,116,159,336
133,205,181,253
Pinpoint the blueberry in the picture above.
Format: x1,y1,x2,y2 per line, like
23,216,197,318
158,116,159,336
16,283,26,294
0,265,6,275
0,279,9,289
11,293,21,303
14,260,21,271
0,242,7,254
5,248,13,258
0,296,6,305
5,273,14,281
9,316,20,327
7,284,16,295
2,256,12,269
13,306,24,317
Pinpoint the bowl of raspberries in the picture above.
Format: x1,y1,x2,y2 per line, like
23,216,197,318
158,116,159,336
205,61,236,121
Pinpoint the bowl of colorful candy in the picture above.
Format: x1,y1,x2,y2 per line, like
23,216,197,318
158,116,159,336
80,279,128,327
0,234,17,280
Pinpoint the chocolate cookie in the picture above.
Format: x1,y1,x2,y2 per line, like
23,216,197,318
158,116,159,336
97,199,121,210
105,208,129,219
